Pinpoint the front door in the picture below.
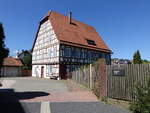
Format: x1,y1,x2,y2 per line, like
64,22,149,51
41,66,44,78
59,65,67,79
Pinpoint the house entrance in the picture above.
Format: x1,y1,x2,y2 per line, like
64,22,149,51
60,65,67,79
41,66,44,78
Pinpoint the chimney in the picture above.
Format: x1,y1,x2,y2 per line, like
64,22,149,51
68,12,72,24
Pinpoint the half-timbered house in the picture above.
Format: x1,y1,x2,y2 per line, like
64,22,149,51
32,11,111,79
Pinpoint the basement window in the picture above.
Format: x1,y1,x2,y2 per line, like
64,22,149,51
86,39,96,46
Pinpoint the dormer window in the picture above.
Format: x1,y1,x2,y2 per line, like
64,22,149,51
86,39,96,46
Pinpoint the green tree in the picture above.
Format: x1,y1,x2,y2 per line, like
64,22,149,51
133,50,142,64
0,23,9,76
142,59,150,64
22,54,32,69
130,78,150,113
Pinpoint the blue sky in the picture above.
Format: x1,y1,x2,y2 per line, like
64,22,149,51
0,0,150,60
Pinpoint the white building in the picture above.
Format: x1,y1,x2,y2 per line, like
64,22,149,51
32,11,111,79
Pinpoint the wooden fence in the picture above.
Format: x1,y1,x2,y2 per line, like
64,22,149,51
70,60,150,100
22,69,32,77
107,64,150,100
71,59,106,98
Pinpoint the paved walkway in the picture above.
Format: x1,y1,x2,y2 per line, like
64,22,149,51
0,77,130,113
0,77,98,102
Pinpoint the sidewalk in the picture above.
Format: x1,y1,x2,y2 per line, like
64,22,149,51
0,77,98,102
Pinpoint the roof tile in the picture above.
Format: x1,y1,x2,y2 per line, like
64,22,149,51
48,11,111,52
33,11,111,53
3,57,23,67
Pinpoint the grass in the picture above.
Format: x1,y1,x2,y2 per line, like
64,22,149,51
101,97,130,110
66,79,91,92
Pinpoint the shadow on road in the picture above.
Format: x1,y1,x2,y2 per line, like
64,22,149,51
0,89,49,102
0,88,49,113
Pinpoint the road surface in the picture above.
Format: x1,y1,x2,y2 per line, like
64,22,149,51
0,77,130,113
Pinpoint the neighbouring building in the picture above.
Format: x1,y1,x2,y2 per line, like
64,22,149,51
111,58,131,65
17,49,32,69
0,57,23,77
32,11,111,79
17,50,32,60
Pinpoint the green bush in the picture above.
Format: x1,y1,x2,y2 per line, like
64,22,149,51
130,78,150,113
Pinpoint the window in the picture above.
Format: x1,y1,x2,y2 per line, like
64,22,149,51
60,49,63,56
86,39,96,45
53,47,57,57
48,65,52,75
67,47,71,57
48,48,51,58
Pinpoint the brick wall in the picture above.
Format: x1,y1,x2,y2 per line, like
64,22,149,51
22,69,32,76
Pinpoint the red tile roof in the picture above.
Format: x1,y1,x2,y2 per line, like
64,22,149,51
33,11,111,53
3,57,23,67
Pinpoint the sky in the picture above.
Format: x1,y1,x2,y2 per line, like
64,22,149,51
0,0,150,60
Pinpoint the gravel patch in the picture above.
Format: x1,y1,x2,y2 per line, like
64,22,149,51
0,80,16,88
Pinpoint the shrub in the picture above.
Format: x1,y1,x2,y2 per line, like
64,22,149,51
130,78,150,113
101,96,111,105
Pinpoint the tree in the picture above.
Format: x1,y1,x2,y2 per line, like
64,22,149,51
0,23,9,76
18,50,32,69
142,59,150,64
133,50,142,64
22,54,32,69
130,78,150,113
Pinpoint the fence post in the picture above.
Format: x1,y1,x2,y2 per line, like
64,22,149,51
98,58,107,97
90,64,92,89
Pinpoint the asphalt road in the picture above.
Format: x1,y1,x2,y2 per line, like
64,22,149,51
50,102,130,113
0,102,130,113
0,77,68,92
0,77,130,113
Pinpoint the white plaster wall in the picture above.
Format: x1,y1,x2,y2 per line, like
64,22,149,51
32,19,59,65
32,19,60,79
32,65,37,77
32,64,59,78
32,65,48,78
46,64,59,78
